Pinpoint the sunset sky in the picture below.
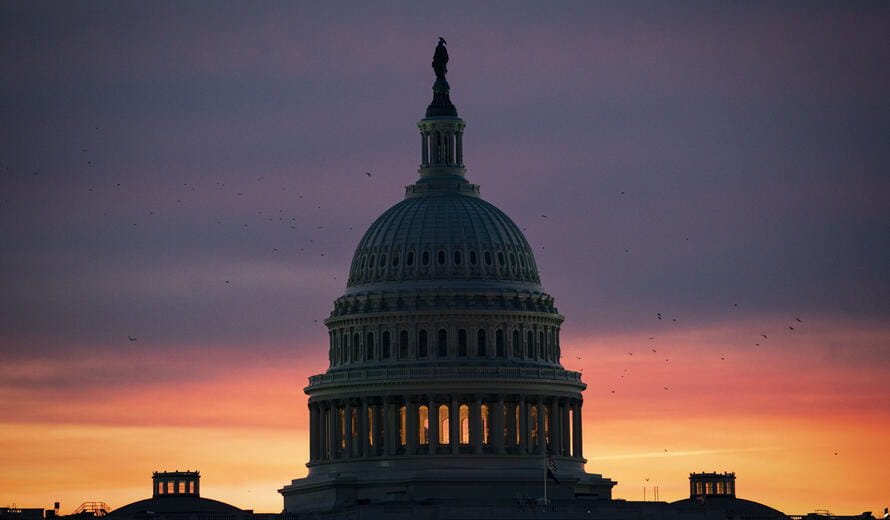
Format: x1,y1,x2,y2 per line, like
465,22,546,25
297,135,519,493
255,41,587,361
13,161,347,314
1,1,888,516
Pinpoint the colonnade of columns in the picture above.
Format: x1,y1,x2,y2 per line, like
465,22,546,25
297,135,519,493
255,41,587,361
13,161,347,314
307,393,583,463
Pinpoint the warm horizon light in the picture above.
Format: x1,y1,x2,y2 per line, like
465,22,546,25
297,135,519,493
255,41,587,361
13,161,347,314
1,1,888,517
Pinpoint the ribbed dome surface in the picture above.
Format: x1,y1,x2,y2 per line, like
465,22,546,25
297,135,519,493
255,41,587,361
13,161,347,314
347,192,540,287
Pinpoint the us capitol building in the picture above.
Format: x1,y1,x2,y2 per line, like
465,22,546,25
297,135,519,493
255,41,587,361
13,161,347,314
7,40,871,520
279,39,616,517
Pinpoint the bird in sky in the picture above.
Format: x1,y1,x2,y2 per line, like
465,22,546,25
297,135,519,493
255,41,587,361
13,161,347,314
761,334,768,339
127,336,137,342
364,171,372,177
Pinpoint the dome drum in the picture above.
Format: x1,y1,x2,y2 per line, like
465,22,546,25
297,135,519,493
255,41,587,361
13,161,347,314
323,310,565,370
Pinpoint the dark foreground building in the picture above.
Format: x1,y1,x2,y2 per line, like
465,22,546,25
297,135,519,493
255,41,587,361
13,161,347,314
105,471,253,520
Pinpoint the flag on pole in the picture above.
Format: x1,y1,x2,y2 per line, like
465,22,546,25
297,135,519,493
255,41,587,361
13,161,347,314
546,449,559,484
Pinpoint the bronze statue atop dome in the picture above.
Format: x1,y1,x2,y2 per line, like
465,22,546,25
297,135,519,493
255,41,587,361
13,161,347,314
433,37,448,79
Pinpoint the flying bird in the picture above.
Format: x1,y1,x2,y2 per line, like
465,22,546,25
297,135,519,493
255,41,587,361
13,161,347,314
364,171,372,177
127,336,137,342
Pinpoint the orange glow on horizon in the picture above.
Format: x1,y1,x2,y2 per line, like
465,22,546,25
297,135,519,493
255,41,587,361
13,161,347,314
1,319,888,515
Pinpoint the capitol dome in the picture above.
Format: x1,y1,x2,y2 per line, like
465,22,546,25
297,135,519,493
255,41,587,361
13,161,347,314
347,190,541,288
281,40,614,516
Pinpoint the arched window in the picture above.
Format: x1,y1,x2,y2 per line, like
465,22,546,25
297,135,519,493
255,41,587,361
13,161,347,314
477,329,487,356
484,251,492,265
418,330,428,357
509,252,516,267
399,330,409,358
512,330,521,358
392,252,399,266
527,331,534,358
418,405,429,445
453,250,462,265
353,333,360,362
539,331,545,359
481,404,490,444
437,250,446,265
459,404,469,444
341,333,348,363
437,329,448,358
366,332,374,360
458,329,467,357
422,251,430,265
379,254,386,267
469,251,477,265
496,329,505,357
406,251,414,266
369,255,375,267
382,331,391,359
438,405,450,444
497,251,505,266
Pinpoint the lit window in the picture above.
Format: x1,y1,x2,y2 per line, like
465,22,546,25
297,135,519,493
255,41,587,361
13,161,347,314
530,406,539,446
695,482,703,495
188,481,194,494
399,406,407,446
717,482,724,494
167,482,174,494
544,405,551,445
515,405,520,445
368,408,375,447
179,482,186,494
481,404,490,444
459,405,469,444
568,408,574,456
418,405,429,445
438,405,450,444
339,409,346,449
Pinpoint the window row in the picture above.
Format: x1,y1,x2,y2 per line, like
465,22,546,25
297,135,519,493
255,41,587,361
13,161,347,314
156,481,196,495
310,398,580,461
329,327,560,366
350,247,537,280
